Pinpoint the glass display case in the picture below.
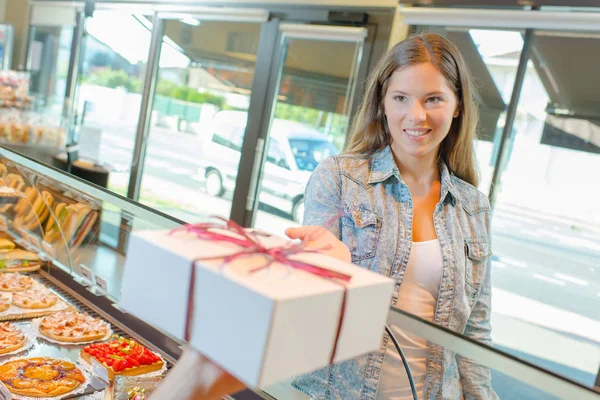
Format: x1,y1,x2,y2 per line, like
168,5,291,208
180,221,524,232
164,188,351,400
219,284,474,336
0,143,180,298
0,144,184,399
0,143,597,399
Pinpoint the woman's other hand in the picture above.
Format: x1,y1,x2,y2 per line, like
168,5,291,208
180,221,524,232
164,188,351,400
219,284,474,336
149,348,246,400
285,226,351,263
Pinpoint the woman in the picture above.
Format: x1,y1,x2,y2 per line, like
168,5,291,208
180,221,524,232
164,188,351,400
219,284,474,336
286,33,498,399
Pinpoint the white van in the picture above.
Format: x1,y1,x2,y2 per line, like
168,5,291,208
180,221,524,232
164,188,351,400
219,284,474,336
198,110,339,222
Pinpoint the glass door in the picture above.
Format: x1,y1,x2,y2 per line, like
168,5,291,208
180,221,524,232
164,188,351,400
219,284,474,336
73,8,154,194
137,15,265,222
26,4,78,123
252,24,367,236
7,3,80,162
26,25,74,121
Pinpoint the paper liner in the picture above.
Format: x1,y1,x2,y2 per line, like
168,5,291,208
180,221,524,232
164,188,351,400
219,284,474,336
78,352,168,380
0,355,91,400
27,317,113,345
79,390,105,400
0,276,39,294
0,282,71,321
0,329,35,358
0,297,70,321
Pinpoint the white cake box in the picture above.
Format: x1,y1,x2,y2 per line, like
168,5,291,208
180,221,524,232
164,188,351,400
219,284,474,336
119,227,394,388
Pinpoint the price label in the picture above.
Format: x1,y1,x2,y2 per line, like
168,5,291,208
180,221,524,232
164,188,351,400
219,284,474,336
0,380,12,399
80,264,95,283
91,358,110,383
95,275,108,292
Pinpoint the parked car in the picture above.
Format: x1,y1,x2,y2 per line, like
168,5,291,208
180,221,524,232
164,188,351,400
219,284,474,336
198,110,339,222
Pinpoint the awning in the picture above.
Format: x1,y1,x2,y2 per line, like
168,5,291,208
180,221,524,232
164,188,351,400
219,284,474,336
541,114,600,155
413,28,507,141
531,31,600,119
86,12,189,69
447,30,507,141
410,0,600,7
529,31,600,153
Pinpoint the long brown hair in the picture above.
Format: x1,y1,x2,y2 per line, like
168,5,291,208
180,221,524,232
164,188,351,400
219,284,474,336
345,32,480,186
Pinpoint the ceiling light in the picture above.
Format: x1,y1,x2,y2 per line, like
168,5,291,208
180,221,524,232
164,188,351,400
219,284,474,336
180,17,200,26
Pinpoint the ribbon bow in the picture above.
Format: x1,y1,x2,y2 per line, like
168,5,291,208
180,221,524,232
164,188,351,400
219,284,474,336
172,216,351,364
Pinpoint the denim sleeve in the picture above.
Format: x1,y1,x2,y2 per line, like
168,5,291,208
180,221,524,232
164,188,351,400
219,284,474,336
292,156,344,399
303,156,342,239
457,207,499,400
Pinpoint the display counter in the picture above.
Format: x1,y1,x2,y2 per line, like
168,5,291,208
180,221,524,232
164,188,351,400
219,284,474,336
0,144,594,400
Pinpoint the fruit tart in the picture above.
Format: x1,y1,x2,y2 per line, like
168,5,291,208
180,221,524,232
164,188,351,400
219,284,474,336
81,336,164,381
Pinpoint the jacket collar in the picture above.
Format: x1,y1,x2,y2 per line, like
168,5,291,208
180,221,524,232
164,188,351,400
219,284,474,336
367,146,457,205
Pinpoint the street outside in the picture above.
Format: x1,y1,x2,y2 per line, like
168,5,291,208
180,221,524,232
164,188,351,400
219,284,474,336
81,113,600,396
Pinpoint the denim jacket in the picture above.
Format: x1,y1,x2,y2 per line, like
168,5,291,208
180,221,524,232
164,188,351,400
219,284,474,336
292,146,498,400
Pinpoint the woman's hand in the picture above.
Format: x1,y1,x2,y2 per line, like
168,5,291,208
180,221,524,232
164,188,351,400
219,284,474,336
149,348,246,400
194,359,246,400
285,226,351,263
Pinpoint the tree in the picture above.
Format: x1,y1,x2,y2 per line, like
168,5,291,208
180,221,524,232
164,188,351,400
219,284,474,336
89,51,112,68
87,68,133,91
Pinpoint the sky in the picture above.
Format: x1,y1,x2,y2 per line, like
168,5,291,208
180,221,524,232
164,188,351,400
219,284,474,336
85,12,526,72
86,11,190,69
469,29,524,58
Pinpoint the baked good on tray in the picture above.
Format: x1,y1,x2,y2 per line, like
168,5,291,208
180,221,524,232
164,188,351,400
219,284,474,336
0,249,42,272
38,310,110,343
81,336,163,380
44,203,97,248
0,357,86,397
0,295,10,312
13,191,54,231
0,272,34,292
12,287,58,309
0,238,15,250
0,322,26,354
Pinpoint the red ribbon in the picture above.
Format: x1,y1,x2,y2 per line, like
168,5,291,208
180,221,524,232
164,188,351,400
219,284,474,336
171,217,351,365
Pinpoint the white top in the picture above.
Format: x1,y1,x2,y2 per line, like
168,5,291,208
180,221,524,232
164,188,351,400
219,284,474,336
376,239,443,400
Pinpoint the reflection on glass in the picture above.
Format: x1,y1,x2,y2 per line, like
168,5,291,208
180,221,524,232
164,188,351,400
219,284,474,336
253,37,361,235
491,30,600,386
413,26,524,194
138,20,260,222
262,306,583,399
74,11,152,196
382,312,560,400
27,25,73,120
0,26,72,161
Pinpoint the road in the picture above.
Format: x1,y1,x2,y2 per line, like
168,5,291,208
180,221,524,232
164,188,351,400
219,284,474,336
82,117,600,391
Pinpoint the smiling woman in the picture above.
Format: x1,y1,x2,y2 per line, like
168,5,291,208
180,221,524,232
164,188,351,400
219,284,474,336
383,63,459,159
346,32,480,188
289,33,497,400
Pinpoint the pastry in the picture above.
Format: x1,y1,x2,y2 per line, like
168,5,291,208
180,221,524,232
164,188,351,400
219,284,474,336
0,322,25,354
13,187,35,214
0,296,10,312
0,249,41,272
12,288,57,309
0,186,23,199
0,357,86,397
0,238,14,250
13,191,53,231
81,336,163,381
39,311,110,343
59,204,98,248
43,202,67,243
0,273,34,292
